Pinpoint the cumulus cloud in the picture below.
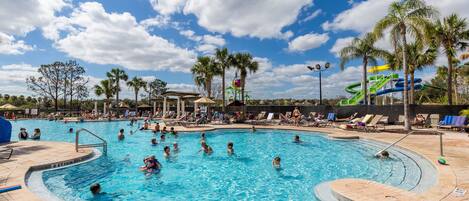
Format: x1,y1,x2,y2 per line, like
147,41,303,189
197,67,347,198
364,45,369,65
287,33,329,52
150,0,186,16
49,2,196,73
0,33,34,55
329,37,354,57
179,29,226,54
300,9,322,23
140,15,170,29
182,0,312,39
0,64,39,95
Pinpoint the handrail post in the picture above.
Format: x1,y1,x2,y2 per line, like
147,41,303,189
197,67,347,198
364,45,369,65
439,132,444,156
75,130,79,152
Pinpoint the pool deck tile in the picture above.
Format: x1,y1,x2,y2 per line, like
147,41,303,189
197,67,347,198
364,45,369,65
0,141,92,201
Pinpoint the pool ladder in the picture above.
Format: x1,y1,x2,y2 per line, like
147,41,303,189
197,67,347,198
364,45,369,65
75,128,107,156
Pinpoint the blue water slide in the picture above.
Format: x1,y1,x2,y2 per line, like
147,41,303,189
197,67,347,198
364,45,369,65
375,84,424,96
0,117,12,143
394,78,422,87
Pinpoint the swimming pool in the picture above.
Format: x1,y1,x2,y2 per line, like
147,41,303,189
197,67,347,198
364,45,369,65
11,120,434,200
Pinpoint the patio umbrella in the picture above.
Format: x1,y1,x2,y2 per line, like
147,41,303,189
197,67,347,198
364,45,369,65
118,102,130,108
0,104,21,110
137,104,152,108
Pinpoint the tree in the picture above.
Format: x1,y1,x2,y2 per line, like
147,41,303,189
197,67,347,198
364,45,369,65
214,47,232,112
191,56,221,98
65,60,89,110
374,0,437,130
106,68,128,110
94,79,114,110
144,79,167,104
339,33,387,105
387,43,437,104
431,14,469,105
126,76,147,112
232,53,258,105
26,62,65,111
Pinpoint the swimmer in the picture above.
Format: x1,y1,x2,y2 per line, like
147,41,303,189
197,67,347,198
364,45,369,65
69,128,74,133
160,133,166,141
170,127,178,135
200,132,206,143
376,151,390,159
293,135,302,143
18,128,28,140
172,142,179,152
272,156,281,169
140,155,161,172
151,138,158,146
90,183,102,195
154,123,160,132
252,125,256,132
163,146,171,158
199,141,213,155
227,142,234,155
118,129,125,141
161,126,167,134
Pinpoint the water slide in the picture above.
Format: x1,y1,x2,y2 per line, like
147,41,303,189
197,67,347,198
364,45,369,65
339,64,426,106
0,117,12,143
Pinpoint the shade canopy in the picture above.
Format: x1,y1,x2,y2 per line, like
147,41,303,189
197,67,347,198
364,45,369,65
0,104,20,110
194,97,216,104
118,102,130,108
137,104,152,108
227,100,245,106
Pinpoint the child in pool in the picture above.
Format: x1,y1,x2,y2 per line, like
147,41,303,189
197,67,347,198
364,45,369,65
200,132,206,143
140,155,161,172
170,127,178,135
161,126,168,134
160,133,166,141
227,142,234,155
272,156,281,169
376,151,390,159
163,146,171,158
252,126,256,133
118,129,125,141
173,143,179,152
293,135,302,143
199,141,213,155
151,138,158,146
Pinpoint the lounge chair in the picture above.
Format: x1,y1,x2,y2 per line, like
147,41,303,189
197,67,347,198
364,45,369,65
397,115,405,125
336,112,358,122
439,116,467,131
279,112,293,125
412,113,429,128
348,114,374,129
429,114,440,128
0,147,13,160
365,115,383,132
246,111,266,125
438,115,456,128
325,113,336,127
259,113,275,125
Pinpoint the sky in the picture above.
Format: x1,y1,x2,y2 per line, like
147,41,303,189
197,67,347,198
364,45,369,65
0,0,468,100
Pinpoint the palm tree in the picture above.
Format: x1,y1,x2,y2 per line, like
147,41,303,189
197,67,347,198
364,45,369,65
214,47,232,112
191,56,220,98
373,0,437,130
339,33,388,105
94,79,114,110
144,80,158,105
431,14,469,105
232,52,258,106
387,43,437,104
106,68,128,110
126,77,147,112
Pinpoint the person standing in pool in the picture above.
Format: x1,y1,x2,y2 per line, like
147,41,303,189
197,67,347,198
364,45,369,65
160,133,166,141
163,146,171,158
173,143,179,153
18,128,28,140
161,126,168,134
272,156,281,169
199,141,213,155
252,126,256,133
154,123,160,132
90,183,103,195
200,132,206,143
151,138,158,146
69,128,74,133
170,127,178,136
227,142,234,155
31,128,41,140
118,129,125,141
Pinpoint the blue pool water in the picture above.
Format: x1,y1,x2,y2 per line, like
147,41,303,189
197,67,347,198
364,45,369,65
11,120,422,201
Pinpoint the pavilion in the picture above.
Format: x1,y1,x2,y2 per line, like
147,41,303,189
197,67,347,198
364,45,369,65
159,91,200,119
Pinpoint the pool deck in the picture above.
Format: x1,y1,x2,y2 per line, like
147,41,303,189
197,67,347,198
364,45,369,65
0,141,93,201
1,124,469,200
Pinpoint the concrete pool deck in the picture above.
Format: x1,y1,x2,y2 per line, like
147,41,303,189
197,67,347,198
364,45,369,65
0,141,93,201
1,124,469,200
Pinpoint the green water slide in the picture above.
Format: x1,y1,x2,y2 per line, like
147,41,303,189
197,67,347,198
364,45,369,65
338,73,398,106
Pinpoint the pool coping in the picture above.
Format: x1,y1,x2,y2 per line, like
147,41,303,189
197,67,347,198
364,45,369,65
5,123,467,200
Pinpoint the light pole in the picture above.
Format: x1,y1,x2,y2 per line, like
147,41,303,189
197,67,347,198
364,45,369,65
307,62,330,105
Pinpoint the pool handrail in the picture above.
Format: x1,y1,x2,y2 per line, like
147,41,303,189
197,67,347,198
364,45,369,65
75,128,107,155
375,131,416,156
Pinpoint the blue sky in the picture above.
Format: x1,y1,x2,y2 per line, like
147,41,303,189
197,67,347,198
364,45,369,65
0,0,468,99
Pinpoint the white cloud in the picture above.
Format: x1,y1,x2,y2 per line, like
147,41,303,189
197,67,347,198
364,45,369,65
287,33,329,52
140,15,170,29
300,9,322,23
322,0,393,33
179,30,225,54
322,0,469,34
202,35,225,47
50,2,196,73
150,0,186,16
167,83,197,92
330,37,354,57
182,0,313,39
0,33,34,55
0,64,39,95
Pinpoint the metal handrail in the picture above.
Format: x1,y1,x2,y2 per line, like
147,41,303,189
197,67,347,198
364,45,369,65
0,147,13,159
375,131,416,156
75,128,107,155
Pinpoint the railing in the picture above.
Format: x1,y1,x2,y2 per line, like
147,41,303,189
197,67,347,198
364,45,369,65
375,131,416,156
75,128,107,156
0,147,13,159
